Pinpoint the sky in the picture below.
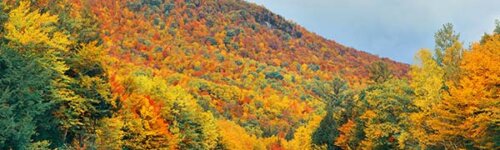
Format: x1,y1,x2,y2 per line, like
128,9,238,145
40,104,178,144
245,0,500,64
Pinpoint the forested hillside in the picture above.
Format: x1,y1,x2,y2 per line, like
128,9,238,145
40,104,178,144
0,0,498,149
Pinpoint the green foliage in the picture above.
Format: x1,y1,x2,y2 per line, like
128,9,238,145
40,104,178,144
312,78,348,108
0,1,114,148
433,23,464,88
357,80,417,149
312,110,340,150
311,77,353,150
0,2,8,34
308,64,320,72
434,23,460,66
58,42,115,147
494,19,500,34
265,71,284,80
367,61,393,83
0,46,57,149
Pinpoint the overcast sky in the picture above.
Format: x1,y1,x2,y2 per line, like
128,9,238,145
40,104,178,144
245,0,500,64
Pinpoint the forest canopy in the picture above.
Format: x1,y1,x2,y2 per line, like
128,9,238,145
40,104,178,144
0,0,498,149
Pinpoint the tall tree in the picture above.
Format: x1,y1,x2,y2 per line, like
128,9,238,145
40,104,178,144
357,80,417,149
434,23,464,88
410,49,445,109
57,42,115,148
434,23,460,66
0,46,56,149
408,49,445,148
426,34,500,149
311,77,354,150
0,1,74,148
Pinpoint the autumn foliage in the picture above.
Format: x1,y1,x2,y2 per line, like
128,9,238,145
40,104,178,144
0,0,498,149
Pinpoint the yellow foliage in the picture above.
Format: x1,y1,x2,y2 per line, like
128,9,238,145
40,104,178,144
410,49,445,109
285,115,323,150
78,41,105,63
426,34,500,149
4,1,71,51
95,117,125,150
161,86,219,149
217,120,266,150
122,94,172,149
409,49,446,147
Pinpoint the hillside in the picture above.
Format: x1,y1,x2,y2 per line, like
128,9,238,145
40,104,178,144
87,0,410,148
0,0,411,149
92,0,408,83
92,0,408,137
6,0,498,149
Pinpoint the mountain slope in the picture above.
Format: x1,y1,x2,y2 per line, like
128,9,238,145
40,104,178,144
91,0,408,82
0,0,408,148
2,0,498,149
83,0,409,146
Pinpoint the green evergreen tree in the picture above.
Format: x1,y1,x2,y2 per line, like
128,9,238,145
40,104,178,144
312,77,353,150
0,45,58,149
312,110,340,150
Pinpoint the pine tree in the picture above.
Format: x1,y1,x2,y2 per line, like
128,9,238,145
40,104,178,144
312,110,340,150
311,77,353,150
0,46,56,149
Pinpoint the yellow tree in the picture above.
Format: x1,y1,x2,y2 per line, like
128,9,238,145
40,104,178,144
94,117,125,149
216,120,265,150
427,34,500,149
121,93,173,149
285,115,322,150
408,49,446,148
3,1,72,78
4,1,71,52
410,49,445,109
